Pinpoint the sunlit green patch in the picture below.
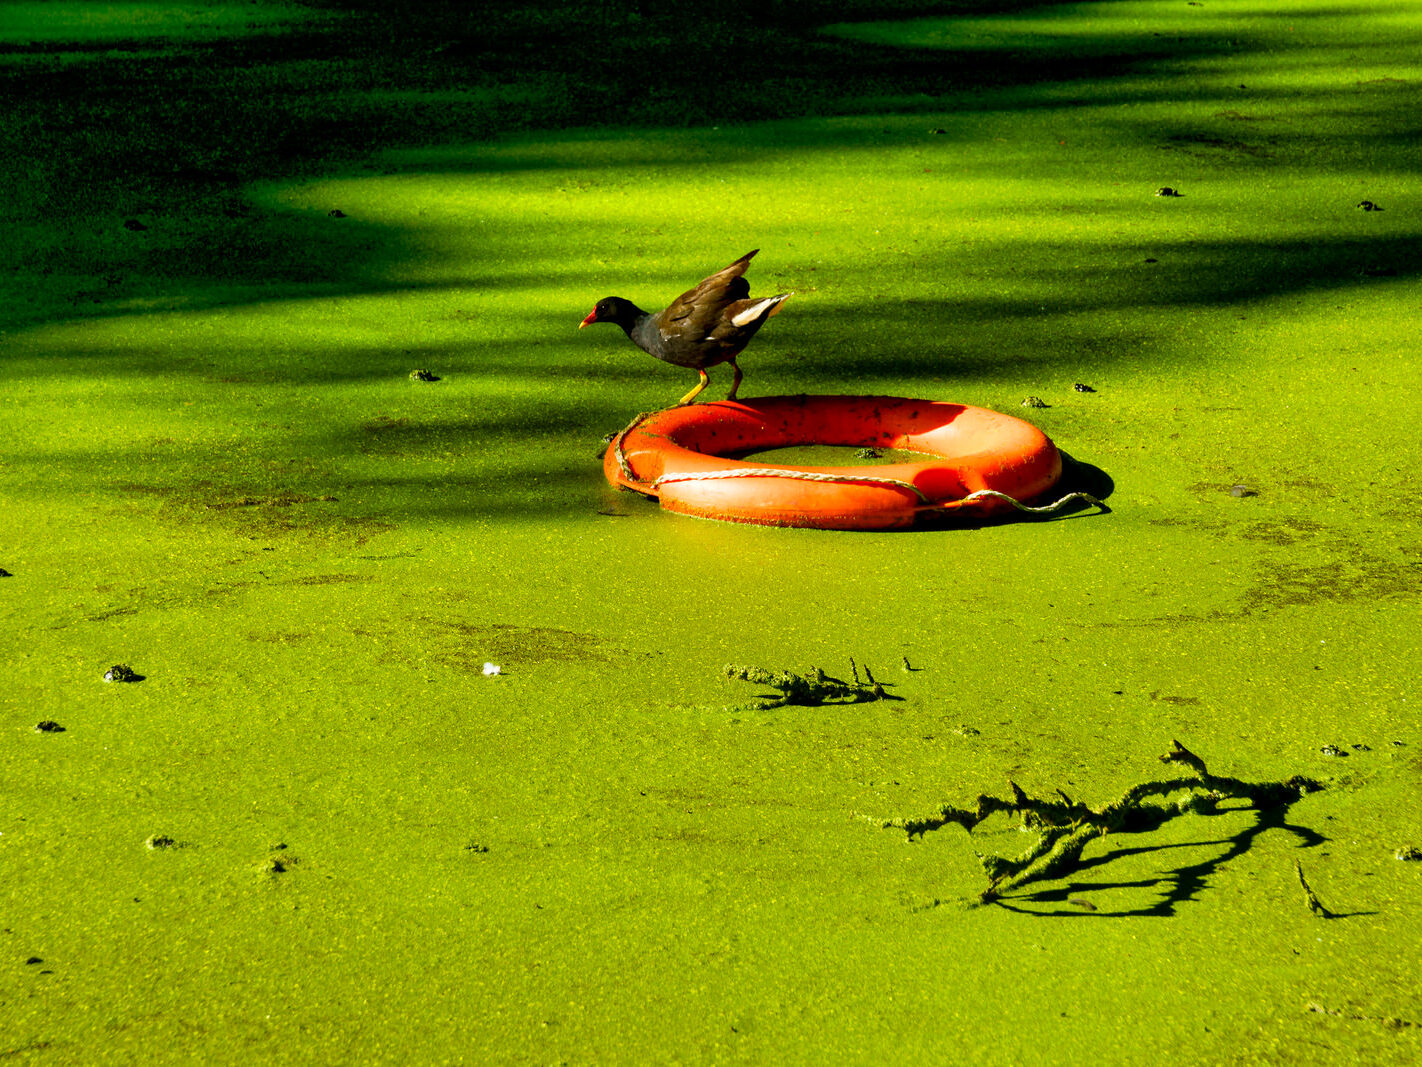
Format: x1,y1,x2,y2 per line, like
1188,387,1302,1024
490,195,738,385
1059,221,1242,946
0,1,321,45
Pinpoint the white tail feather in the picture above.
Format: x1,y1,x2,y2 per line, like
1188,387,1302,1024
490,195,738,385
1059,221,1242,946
730,294,790,327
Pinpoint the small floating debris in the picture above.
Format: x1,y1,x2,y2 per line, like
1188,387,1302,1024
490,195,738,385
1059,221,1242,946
482,662,502,677
1021,396,1048,409
409,369,441,382
1294,860,1338,918
1228,484,1258,498
1155,187,1183,197
146,835,179,850
1395,846,1422,862
104,664,141,683
1073,383,1096,393
0,567,12,577
855,447,884,460
1319,744,1345,757
1356,200,1382,211
34,721,65,733
327,208,348,218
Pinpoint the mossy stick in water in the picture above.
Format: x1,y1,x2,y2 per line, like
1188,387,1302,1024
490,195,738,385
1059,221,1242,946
723,662,888,709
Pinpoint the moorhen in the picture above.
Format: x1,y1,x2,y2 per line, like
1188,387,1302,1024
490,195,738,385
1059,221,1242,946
579,250,790,405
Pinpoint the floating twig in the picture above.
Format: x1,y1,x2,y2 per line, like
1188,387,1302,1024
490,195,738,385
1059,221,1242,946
1294,860,1338,919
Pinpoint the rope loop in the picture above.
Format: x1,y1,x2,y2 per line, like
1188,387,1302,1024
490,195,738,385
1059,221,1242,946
651,467,932,503
612,410,657,484
950,488,1107,516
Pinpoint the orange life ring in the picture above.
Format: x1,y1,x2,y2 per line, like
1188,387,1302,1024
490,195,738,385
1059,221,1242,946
604,395,1064,530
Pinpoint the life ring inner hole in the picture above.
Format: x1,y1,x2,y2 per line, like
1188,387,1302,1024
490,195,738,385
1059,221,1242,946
729,444,936,468
654,401,973,463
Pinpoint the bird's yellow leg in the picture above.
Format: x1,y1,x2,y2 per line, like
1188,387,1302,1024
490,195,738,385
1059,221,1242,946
677,369,710,406
726,359,743,401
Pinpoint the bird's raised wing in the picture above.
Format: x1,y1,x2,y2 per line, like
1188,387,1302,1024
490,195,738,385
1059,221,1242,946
661,250,758,327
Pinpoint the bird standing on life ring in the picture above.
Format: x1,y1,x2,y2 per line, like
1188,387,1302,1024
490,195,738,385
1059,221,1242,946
579,250,791,406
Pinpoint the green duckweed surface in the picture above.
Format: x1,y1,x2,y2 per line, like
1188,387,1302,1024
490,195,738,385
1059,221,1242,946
3,0,1420,1062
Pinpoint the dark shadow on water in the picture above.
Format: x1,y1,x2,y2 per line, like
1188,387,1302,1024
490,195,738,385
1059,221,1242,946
1059,453,1115,508
3,0,1420,527
4,0,1420,328
991,803,1367,919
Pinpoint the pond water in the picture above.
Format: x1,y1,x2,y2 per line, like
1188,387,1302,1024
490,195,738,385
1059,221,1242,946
3,0,1420,1061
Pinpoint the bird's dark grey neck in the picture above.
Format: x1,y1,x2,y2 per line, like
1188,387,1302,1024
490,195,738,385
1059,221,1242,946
625,309,661,351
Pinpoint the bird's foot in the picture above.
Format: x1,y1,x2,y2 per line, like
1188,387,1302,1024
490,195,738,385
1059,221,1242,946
725,360,743,402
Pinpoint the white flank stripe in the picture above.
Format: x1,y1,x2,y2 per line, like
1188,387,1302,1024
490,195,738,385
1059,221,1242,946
731,297,781,327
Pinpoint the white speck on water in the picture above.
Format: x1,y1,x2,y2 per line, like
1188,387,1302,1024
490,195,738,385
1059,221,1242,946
482,662,501,676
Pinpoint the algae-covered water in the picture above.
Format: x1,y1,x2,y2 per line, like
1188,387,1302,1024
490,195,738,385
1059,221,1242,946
3,0,1420,1062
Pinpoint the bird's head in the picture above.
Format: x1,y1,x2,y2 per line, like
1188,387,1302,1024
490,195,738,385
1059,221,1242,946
579,296,641,330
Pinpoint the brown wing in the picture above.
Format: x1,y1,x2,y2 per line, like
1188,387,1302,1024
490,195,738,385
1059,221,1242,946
661,250,758,328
